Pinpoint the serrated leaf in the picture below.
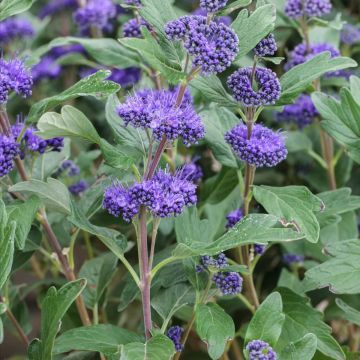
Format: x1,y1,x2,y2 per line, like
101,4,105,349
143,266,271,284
245,292,285,346
279,53,357,105
7,196,41,249
196,303,235,360
50,37,139,67
199,107,239,168
0,0,35,21
277,288,345,359
253,186,323,243
53,325,142,356
79,253,118,309
28,70,120,122
31,279,87,360
312,88,360,164
278,333,318,360
120,334,175,360
37,105,101,144
10,178,71,214
232,5,276,59
304,239,360,294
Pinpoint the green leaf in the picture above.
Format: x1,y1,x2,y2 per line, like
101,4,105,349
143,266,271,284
79,253,118,309
173,213,304,258
37,105,101,144
199,107,239,168
304,239,360,294
277,288,345,359
335,299,360,327
7,196,41,249
68,201,128,258
0,200,15,290
245,292,285,346
50,37,139,67
0,0,35,21
253,186,323,243
99,139,135,169
286,132,312,153
279,53,357,105
349,75,360,104
54,325,142,356
232,4,276,59
217,0,252,15
190,76,239,109
278,333,318,360
33,279,87,360
120,334,175,360
10,178,71,215
312,89,360,164
28,70,120,122
196,303,235,360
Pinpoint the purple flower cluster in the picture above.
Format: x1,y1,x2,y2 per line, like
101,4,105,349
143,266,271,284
341,24,360,45
284,0,331,19
165,15,239,75
38,0,78,19
123,18,149,38
213,272,243,295
276,94,318,128
0,57,33,104
283,253,305,265
58,160,80,177
123,0,142,5
167,326,183,352
117,89,204,146
0,134,20,178
0,17,34,44
225,124,287,168
254,244,266,256
73,0,117,33
227,67,281,107
254,34,278,57
179,161,203,183
69,180,88,195
197,253,228,272
32,56,62,83
103,169,197,222
246,340,277,360
12,123,64,154
226,208,243,229
193,7,231,26
200,0,228,12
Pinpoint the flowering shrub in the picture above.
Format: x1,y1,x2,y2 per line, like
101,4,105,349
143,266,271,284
1,0,360,359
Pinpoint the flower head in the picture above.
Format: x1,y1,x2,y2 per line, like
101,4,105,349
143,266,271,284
227,67,281,107
38,0,78,19
254,33,277,57
117,89,204,146
213,271,243,295
179,161,203,183
32,56,62,83
276,94,318,128
225,124,287,168
0,17,34,44
123,18,149,38
167,326,183,352
254,244,266,256
58,160,80,177
341,24,360,45
199,253,228,271
200,0,228,13
73,0,117,33
285,0,331,19
165,15,239,75
246,340,277,360
69,180,88,195
226,209,243,229
0,134,20,178
193,7,231,26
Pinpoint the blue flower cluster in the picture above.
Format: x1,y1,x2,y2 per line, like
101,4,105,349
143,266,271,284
167,326,183,352
38,0,78,19
227,67,281,107
200,0,228,13
123,0,142,5
254,33,277,57
197,253,228,272
213,272,243,295
179,161,203,183
225,208,243,229
225,124,287,168
32,56,62,83
246,340,277,360
69,180,88,195
0,57,33,104
0,134,20,178
123,18,149,38
73,0,117,33
283,253,304,265
103,169,197,222
193,7,231,26
0,17,34,45
341,24,360,45
165,15,239,75
285,0,331,19
57,160,80,177
117,89,204,146
276,94,319,128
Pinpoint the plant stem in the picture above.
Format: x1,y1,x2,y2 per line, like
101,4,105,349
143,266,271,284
319,128,337,190
149,218,160,271
139,206,152,339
